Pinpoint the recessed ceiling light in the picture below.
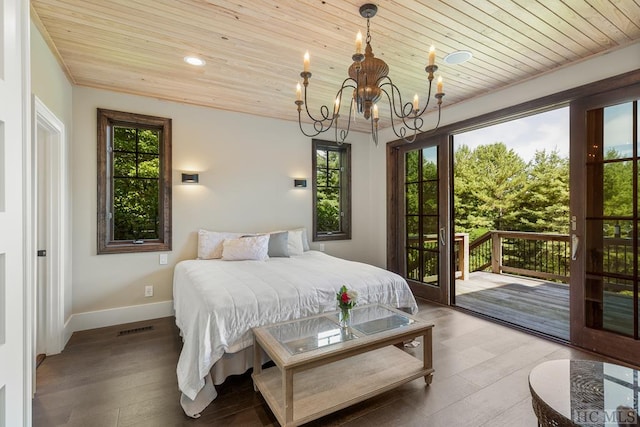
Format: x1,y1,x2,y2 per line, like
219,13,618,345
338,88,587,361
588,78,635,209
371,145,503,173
184,56,206,66
443,50,473,65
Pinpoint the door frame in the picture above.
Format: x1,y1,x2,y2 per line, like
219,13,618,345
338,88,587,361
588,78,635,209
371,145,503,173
387,134,451,305
569,83,640,363
32,96,67,356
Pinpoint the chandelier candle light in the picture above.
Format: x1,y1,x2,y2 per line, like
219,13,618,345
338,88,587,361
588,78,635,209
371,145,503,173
295,3,445,145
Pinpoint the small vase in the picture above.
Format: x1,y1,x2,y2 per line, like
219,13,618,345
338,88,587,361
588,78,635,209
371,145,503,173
339,308,351,329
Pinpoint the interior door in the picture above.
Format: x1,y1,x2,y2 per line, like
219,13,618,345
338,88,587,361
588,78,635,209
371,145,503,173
570,84,640,363
394,135,450,305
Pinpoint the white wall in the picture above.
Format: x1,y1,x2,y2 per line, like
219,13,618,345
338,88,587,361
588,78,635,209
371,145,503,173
30,23,74,323
71,87,374,319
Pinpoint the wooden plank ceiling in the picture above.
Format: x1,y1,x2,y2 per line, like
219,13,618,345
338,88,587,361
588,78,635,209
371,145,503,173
31,0,640,133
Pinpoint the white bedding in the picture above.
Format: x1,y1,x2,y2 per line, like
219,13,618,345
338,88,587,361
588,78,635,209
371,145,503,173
173,250,418,414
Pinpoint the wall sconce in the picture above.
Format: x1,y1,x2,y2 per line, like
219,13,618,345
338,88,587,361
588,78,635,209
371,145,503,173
294,179,307,188
182,173,199,184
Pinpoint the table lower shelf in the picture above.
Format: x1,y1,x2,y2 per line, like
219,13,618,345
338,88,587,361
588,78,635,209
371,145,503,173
252,345,433,426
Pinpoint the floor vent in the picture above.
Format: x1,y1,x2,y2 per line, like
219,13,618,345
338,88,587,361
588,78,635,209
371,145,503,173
117,325,154,336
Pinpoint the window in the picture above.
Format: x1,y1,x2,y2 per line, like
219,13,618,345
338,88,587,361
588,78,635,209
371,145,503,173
97,109,172,254
312,139,351,241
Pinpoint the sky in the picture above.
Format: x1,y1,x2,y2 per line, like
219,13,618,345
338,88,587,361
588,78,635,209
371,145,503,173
452,106,570,162
452,101,637,162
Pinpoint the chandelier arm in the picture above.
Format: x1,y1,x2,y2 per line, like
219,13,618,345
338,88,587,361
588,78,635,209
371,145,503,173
377,87,419,144
378,78,415,120
301,78,357,129
414,77,434,117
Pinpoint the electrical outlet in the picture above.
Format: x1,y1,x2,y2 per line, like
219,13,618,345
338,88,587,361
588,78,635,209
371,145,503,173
145,285,153,297
159,253,168,265
319,243,325,252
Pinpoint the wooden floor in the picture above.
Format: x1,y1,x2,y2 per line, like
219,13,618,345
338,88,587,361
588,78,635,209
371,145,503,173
455,272,571,340
33,299,625,427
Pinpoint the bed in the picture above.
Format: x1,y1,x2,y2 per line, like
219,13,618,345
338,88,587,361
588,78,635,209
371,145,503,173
173,239,418,417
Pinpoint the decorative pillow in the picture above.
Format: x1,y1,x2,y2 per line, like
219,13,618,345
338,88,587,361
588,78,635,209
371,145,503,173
221,235,269,261
287,229,304,256
268,231,289,257
197,229,243,259
291,227,310,251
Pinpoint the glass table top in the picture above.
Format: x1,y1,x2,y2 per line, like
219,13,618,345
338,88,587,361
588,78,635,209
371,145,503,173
529,359,640,426
264,304,415,355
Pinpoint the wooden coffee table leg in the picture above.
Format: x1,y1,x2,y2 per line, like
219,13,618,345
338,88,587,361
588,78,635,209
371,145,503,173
253,338,262,392
423,329,433,384
283,368,294,426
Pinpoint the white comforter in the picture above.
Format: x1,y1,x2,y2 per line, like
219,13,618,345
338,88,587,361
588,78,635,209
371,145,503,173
173,250,418,403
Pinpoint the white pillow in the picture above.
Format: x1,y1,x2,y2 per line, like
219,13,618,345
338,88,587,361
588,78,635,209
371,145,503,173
197,229,243,259
221,235,269,261
287,229,304,256
291,227,310,251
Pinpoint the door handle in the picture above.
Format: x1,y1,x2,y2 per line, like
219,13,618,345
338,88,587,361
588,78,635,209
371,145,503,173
571,234,579,260
439,228,446,246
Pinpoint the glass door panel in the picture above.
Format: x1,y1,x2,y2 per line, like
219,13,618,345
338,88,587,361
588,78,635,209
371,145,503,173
584,100,638,339
404,146,440,287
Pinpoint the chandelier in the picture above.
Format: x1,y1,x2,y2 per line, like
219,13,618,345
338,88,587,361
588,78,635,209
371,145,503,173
295,3,445,145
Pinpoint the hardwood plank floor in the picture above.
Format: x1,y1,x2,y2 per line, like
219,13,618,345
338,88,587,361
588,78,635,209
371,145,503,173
33,299,629,426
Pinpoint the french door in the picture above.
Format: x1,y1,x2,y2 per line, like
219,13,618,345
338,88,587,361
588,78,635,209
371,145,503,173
571,83,640,363
388,135,450,305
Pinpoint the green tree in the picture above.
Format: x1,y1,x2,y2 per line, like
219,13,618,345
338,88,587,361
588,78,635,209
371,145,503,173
519,149,569,233
454,143,527,238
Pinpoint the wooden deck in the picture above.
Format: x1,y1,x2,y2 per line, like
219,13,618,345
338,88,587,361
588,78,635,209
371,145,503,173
455,272,570,340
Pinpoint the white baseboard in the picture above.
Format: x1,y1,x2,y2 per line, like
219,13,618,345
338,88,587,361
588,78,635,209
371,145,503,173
65,300,175,335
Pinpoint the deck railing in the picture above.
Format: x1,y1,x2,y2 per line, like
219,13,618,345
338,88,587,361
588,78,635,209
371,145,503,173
493,231,571,283
413,230,633,285
464,231,571,283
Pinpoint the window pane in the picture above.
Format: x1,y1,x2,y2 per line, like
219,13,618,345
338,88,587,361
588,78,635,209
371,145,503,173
138,128,160,154
113,152,136,177
327,169,340,188
406,249,420,281
316,150,327,168
602,220,634,277
423,251,439,285
113,126,136,152
422,182,437,215
138,154,159,178
406,183,418,215
406,151,418,183
317,168,327,187
317,188,340,233
422,216,438,248
603,102,633,159
113,178,159,240
422,146,438,180
602,277,634,336
406,216,419,248
328,150,340,169
603,161,633,216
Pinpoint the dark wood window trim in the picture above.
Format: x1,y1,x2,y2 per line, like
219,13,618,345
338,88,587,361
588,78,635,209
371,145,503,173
312,139,352,241
97,109,172,254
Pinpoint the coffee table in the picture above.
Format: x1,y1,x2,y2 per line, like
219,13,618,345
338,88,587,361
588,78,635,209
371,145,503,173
251,304,434,426
529,359,639,427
